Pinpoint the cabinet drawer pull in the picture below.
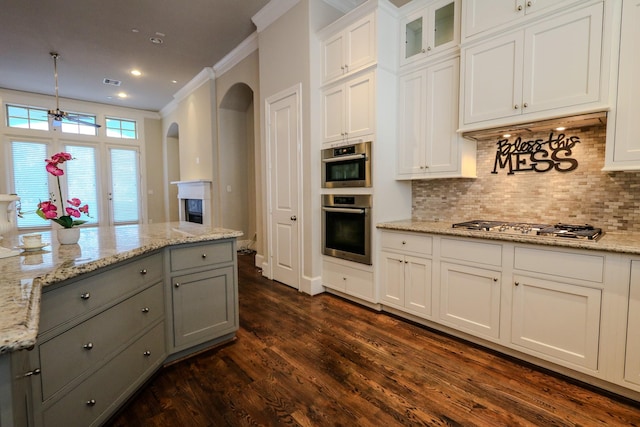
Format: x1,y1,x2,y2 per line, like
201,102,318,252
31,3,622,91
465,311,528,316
174,283,180,288
201,253,207,259
141,307,150,313
86,399,96,407
493,278,498,282
83,342,94,350
140,269,148,275
24,368,41,377
80,292,91,300
143,351,151,357
515,281,520,286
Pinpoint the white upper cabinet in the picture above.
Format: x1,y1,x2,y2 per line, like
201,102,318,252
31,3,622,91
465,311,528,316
604,0,640,170
322,13,376,84
322,71,375,144
400,0,460,67
461,2,604,128
397,57,476,178
462,0,581,40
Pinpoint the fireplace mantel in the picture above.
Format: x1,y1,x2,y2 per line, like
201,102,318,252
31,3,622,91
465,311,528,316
171,180,212,226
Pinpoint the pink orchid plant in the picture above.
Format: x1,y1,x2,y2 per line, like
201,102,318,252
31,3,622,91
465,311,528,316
36,152,90,228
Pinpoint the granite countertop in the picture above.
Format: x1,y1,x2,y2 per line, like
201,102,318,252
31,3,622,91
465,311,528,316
0,222,243,355
377,220,640,255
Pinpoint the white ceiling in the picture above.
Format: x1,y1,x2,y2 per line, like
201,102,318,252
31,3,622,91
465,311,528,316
0,0,272,112
0,0,410,113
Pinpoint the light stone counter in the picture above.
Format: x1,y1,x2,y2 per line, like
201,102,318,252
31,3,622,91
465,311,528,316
377,220,640,255
0,222,243,354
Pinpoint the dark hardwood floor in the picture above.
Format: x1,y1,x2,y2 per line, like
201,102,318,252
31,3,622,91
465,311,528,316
107,252,640,426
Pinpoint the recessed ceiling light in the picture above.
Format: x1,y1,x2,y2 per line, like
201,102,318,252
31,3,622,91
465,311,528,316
171,80,178,84
150,37,163,44
555,126,566,131
131,28,139,33
130,69,142,77
117,92,128,99
503,134,511,138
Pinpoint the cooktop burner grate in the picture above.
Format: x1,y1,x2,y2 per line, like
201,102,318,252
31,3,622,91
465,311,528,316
452,220,604,240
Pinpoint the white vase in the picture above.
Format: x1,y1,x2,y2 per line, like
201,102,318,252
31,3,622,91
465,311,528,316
57,227,80,245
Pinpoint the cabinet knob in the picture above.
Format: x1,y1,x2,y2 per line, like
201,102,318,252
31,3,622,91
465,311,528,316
343,277,347,281
514,104,519,110
341,65,345,70
517,4,523,11
493,278,498,282
140,269,147,275
405,260,409,264
291,215,297,221
141,307,150,313
80,292,91,300
201,253,207,259
143,351,151,357
83,342,94,350
174,283,180,288
402,241,406,245
427,46,432,51
523,102,528,108
86,399,97,407
527,1,532,6
515,281,520,286
24,368,41,377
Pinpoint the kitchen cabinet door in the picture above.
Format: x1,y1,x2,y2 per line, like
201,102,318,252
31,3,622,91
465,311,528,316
463,0,576,40
322,72,374,144
171,266,237,350
380,251,432,317
605,0,640,169
522,2,603,115
511,275,601,371
398,57,474,179
440,262,501,340
322,13,376,84
400,0,459,67
625,261,640,386
462,32,524,124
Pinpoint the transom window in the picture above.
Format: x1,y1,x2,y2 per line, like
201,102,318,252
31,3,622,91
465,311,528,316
6,104,98,135
6,105,49,131
106,117,137,139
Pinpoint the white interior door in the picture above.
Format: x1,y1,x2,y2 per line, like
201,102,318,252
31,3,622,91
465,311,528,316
267,87,300,289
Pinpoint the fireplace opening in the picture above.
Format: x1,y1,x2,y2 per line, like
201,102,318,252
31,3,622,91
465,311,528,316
185,199,203,224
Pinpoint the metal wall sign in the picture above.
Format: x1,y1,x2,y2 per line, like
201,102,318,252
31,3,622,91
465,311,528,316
492,132,580,175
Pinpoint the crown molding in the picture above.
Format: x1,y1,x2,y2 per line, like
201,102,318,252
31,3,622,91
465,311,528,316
322,0,365,13
172,67,215,104
252,0,300,32
213,32,259,76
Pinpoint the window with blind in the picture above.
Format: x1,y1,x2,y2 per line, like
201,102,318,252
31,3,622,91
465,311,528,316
109,147,140,223
11,141,50,228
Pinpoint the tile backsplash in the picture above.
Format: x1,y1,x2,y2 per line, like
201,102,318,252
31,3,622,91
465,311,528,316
412,125,640,232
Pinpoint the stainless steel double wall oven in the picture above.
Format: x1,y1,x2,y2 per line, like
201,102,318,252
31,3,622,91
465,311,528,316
321,141,373,265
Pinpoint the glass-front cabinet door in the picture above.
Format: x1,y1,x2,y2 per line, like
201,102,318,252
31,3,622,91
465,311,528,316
400,0,459,67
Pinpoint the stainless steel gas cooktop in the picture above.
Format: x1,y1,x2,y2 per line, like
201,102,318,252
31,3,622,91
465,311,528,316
452,220,604,241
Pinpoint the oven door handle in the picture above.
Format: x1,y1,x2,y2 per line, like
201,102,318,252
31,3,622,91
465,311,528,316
322,153,367,163
322,207,365,214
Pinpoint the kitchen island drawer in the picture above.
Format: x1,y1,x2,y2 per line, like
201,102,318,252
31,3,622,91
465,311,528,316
38,282,163,401
42,321,165,427
381,231,432,255
440,238,502,266
513,246,604,283
39,252,163,332
170,240,234,272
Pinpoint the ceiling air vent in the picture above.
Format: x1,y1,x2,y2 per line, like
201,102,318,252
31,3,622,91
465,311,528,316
103,78,122,87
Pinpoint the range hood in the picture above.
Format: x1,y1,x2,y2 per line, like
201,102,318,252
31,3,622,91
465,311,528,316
462,112,607,141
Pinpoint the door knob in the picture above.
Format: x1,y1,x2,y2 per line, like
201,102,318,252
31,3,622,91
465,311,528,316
290,215,297,221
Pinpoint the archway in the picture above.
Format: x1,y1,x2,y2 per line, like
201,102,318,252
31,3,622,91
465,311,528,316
218,83,255,250
166,122,180,222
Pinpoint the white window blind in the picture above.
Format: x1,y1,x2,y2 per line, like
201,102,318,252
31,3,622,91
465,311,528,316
65,145,99,224
11,141,50,228
109,148,140,223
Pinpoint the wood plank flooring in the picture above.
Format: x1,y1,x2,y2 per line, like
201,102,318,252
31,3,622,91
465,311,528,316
107,252,640,426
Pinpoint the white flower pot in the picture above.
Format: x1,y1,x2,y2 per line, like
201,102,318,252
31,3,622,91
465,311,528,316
57,227,80,245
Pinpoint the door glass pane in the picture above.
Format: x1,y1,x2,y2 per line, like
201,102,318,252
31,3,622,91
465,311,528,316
405,17,423,58
109,148,140,224
434,2,455,48
11,141,49,228
65,145,99,224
